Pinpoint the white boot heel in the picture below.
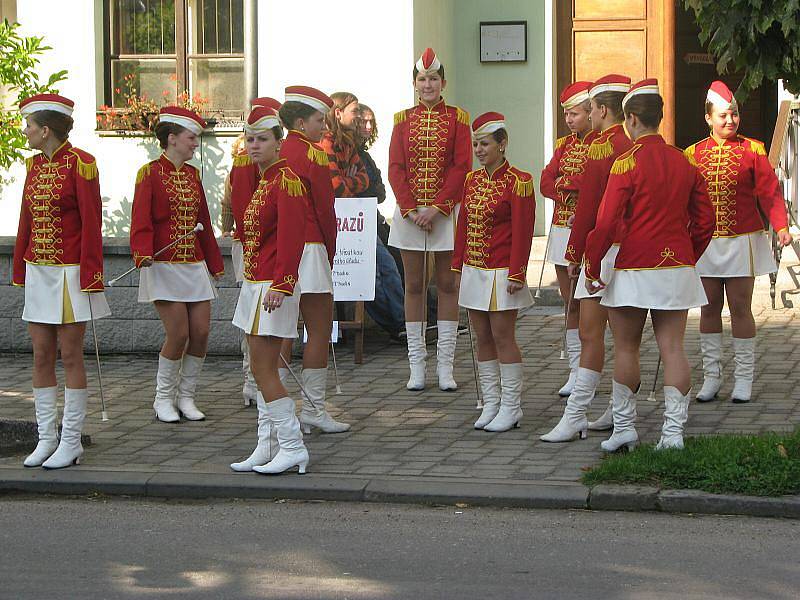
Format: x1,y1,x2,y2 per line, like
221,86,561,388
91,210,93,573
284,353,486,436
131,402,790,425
43,388,87,470
153,355,181,423
558,329,581,397
473,360,500,429
176,354,206,421
301,423,311,434
541,368,601,442
484,363,524,432
599,380,639,453
298,459,309,475
24,386,59,467
696,332,723,402
298,368,350,434
253,397,310,475
436,321,459,391
405,321,427,391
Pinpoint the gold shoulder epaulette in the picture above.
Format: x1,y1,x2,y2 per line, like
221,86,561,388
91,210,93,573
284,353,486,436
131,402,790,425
305,142,329,166
455,106,470,126
232,153,252,168
588,134,614,160
682,145,698,167
25,155,35,171
512,169,535,197
70,150,98,180
610,145,641,175
135,163,151,185
744,136,767,156
555,135,569,150
279,167,305,197
394,109,408,125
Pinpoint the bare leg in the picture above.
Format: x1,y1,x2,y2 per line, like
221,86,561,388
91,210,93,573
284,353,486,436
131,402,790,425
299,293,333,369
488,310,521,364
607,306,647,390
578,298,608,372
651,309,690,393
699,278,725,334
555,265,580,330
469,309,497,362
401,250,426,322
185,300,211,358
433,251,459,322
57,323,88,389
247,334,286,402
153,301,190,360
725,277,756,338
28,323,58,388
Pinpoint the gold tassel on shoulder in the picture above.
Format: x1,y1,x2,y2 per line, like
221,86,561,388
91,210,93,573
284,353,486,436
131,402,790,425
456,107,470,126
683,147,698,166
394,110,408,125
610,153,636,175
306,144,329,166
232,153,252,167
25,156,34,171
513,175,534,197
555,136,567,150
280,169,305,197
75,156,98,180
135,163,151,185
588,136,613,160
748,139,766,156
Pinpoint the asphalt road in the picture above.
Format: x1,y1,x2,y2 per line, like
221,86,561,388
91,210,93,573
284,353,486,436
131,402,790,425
1,496,798,600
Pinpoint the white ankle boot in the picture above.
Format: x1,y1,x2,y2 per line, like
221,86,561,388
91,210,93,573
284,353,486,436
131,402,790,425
656,386,690,450
231,392,277,471
241,337,258,407
405,321,427,390
696,332,723,402
436,320,459,391
484,363,523,432
541,367,601,442
153,354,181,423
731,337,755,403
558,329,581,396
600,380,638,452
299,368,350,434
474,360,501,429
253,397,309,475
24,386,59,467
176,354,206,420
43,388,87,469
588,400,613,431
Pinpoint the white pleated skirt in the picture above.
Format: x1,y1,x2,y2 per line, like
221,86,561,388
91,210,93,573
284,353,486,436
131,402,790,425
297,243,333,295
458,265,534,312
545,225,571,266
696,231,776,278
231,239,245,283
137,261,218,303
575,245,619,300
232,280,300,338
22,264,111,325
388,204,460,251
601,266,708,310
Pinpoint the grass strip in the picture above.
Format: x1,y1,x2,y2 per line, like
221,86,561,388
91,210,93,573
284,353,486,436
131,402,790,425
582,428,800,497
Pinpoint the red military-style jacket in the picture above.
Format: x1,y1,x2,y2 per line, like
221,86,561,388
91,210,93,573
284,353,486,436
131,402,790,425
584,134,715,282
540,130,597,227
565,124,634,265
228,152,260,241
388,98,472,218
318,131,370,198
684,135,788,237
279,130,338,266
130,154,224,276
241,159,307,295
452,161,536,283
13,142,105,292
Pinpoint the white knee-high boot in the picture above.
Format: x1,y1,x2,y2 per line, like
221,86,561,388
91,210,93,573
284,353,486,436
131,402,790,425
436,320,459,391
696,332,723,402
731,337,755,403
278,367,290,386
600,380,638,452
473,360,501,429
405,321,427,390
231,392,277,471
656,386,690,450
541,367,601,442
153,354,181,423
176,354,206,421
253,397,309,475
24,386,59,467
484,363,523,432
241,336,258,407
42,388,87,469
558,329,581,397
299,368,350,434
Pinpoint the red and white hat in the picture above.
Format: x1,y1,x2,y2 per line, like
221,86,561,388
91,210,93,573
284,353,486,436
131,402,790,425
589,74,632,98
244,106,281,135
560,81,593,109
284,86,333,114
19,93,75,117
251,97,282,111
623,78,660,109
472,112,506,139
415,47,442,76
707,80,737,111
158,106,206,135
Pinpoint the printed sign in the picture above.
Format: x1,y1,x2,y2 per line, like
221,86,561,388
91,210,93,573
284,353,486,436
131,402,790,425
332,197,377,301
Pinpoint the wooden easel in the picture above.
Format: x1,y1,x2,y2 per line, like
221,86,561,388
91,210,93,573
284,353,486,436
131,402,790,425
336,301,365,364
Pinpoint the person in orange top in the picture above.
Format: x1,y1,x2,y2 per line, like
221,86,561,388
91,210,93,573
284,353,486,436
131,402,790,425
319,91,370,197
222,96,282,407
13,93,110,469
541,75,634,443
229,106,310,475
539,81,596,397
583,80,715,451
388,47,472,392
130,106,224,424
685,81,793,404
278,85,349,435
452,112,535,432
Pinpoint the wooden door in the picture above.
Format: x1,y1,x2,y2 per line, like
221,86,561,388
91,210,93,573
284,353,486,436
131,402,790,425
556,0,675,142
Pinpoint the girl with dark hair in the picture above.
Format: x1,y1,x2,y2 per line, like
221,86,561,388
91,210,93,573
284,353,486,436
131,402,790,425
388,47,472,392
14,94,110,469
452,112,535,432
685,81,792,404
319,91,369,197
583,79,715,451
130,106,224,424
278,86,349,434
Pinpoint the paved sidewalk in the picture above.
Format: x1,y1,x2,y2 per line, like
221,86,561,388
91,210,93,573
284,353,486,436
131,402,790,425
2,298,799,486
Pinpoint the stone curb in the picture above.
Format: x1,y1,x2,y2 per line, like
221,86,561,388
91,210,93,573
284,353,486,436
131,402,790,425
1,467,799,518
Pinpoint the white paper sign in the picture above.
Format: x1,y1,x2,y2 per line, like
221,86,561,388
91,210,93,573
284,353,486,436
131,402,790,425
332,197,377,301
304,320,339,343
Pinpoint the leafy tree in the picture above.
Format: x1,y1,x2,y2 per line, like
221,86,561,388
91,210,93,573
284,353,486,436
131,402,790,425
0,19,67,185
684,0,800,100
